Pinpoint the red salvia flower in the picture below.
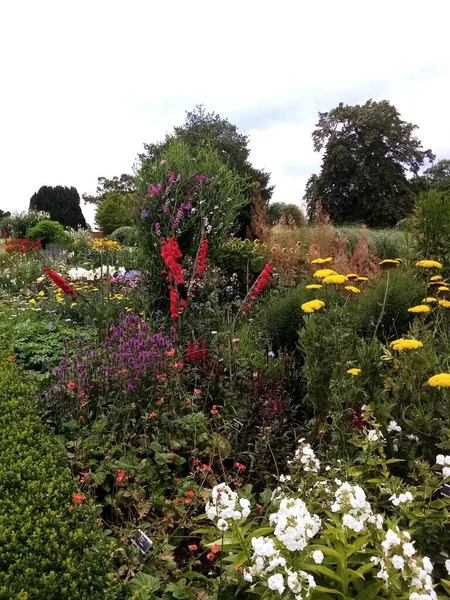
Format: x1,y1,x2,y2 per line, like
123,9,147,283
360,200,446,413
196,238,208,277
43,268,77,301
242,264,272,316
170,287,179,320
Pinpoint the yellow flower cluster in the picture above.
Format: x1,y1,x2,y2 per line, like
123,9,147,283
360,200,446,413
313,269,337,279
428,374,450,388
422,297,437,303
305,284,322,290
344,286,360,294
347,368,361,376
92,239,122,252
390,339,423,352
322,274,348,285
378,259,401,268
301,299,325,314
311,257,333,265
407,305,431,314
439,299,450,308
416,259,443,269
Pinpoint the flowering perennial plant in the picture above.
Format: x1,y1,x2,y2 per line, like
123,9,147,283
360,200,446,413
43,268,77,301
206,483,251,531
241,263,273,317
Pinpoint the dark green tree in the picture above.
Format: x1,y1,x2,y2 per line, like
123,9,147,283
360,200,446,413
29,186,87,228
82,174,136,205
304,100,435,227
423,159,450,194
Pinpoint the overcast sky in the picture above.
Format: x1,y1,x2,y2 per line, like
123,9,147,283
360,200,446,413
1,0,449,226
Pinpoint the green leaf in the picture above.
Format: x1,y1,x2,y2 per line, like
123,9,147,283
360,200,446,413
314,586,344,597
246,527,274,540
354,582,384,600
300,564,343,584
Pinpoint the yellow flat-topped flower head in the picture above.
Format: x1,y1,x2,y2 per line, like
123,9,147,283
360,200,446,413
407,304,431,313
357,276,369,283
431,275,443,282
379,259,400,269
416,259,443,269
428,373,450,388
439,299,450,308
390,339,423,352
429,280,447,287
322,274,348,285
346,273,359,280
423,297,437,303
301,299,325,313
311,257,333,265
305,284,322,290
313,268,338,279
345,285,361,294
347,368,361,376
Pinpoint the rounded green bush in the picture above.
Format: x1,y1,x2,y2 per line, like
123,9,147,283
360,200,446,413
27,220,69,247
0,365,121,599
110,226,139,246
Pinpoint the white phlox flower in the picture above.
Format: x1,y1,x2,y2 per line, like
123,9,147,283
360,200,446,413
206,484,250,531
269,497,321,551
390,491,413,506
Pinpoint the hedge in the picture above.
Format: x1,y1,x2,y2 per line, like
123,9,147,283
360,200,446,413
0,364,121,599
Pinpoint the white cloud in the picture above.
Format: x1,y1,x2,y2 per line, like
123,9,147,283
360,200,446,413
1,0,449,226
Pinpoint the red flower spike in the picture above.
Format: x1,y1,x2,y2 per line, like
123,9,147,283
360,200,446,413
160,238,185,284
43,268,77,301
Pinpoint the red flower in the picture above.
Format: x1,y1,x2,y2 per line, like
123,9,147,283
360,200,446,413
211,543,220,554
170,287,179,320
202,464,213,473
160,238,185,284
43,268,77,301
188,544,198,552
183,498,191,505
207,552,216,561
186,490,195,498
67,381,76,389
149,412,158,419
193,388,201,395
7,355,14,362
173,498,181,505
174,477,181,483
116,469,126,485
72,492,86,504
196,238,208,277
241,264,272,317
192,459,200,467
236,462,247,471
210,405,219,416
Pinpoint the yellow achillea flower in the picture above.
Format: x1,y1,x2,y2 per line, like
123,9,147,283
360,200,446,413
38,290,45,297
428,373,450,388
439,300,450,308
430,275,443,282
322,274,348,285
301,299,325,313
347,368,361,376
313,269,338,279
311,257,333,265
416,259,443,269
305,284,322,290
390,339,423,352
429,280,446,287
29,298,36,305
357,276,369,282
346,273,359,280
378,259,400,268
407,305,431,313
423,297,437,303
345,285,360,294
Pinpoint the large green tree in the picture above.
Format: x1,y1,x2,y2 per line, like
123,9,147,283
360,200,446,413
304,100,435,227
423,159,450,194
29,185,87,229
82,174,136,205
95,190,137,235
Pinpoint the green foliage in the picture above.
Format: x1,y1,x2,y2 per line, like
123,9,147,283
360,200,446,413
304,100,435,227
0,364,120,599
30,185,87,229
268,202,305,226
110,226,139,246
413,189,450,260
423,158,450,193
28,220,69,247
95,191,137,236
0,209,49,238
261,285,312,349
82,174,136,206
356,270,424,341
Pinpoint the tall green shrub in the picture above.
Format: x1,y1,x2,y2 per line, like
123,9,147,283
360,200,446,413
0,364,120,599
414,189,450,260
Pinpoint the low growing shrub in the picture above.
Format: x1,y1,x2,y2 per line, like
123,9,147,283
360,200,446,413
0,363,120,599
28,219,69,248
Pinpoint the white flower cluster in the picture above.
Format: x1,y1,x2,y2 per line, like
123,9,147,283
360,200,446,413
269,497,321,551
387,420,402,433
290,439,320,472
436,454,450,477
372,528,436,599
67,266,126,281
367,429,384,442
331,482,383,533
206,484,250,531
390,491,413,506
244,536,316,598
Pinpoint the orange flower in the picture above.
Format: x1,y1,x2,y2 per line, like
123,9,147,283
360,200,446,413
157,373,167,381
149,412,158,419
211,544,221,554
7,355,14,362
207,552,216,561
72,492,86,504
188,544,198,552
116,470,126,485
186,490,195,498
